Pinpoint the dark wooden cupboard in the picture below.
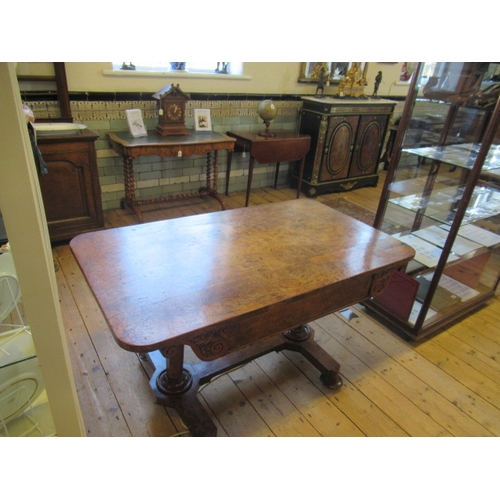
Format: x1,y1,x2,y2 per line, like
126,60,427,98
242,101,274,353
293,97,396,197
37,129,104,242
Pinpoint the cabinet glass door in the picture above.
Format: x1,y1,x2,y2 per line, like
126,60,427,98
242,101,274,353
368,62,500,339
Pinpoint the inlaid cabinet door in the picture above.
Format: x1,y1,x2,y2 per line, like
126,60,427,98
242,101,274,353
349,114,389,177
319,115,359,182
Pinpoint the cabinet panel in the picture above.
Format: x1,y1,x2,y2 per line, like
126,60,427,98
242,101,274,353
37,130,104,243
40,151,92,221
350,114,389,177
320,115,358,182
294,97,395,197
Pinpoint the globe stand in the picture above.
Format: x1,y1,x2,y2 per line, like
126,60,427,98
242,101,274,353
258,120,276,138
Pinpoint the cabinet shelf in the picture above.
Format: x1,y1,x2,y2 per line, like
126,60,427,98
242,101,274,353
404,143,500,171
388,185,500,225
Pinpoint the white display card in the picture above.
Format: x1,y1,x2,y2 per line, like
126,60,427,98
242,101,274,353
125,109,148,137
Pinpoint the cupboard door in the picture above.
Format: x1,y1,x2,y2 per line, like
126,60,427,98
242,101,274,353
350,114,388,177
40,150,94,222
320,115,359,182
38,137,103,242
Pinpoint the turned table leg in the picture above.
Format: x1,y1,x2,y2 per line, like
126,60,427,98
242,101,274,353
148,346,217,437
156,345,193,395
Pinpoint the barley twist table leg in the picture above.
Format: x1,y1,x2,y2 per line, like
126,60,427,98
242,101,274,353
212,150,219,192
205,152,212,192
123,155,137,207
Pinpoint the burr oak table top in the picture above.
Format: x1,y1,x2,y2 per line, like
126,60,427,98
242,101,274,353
70,199,415,357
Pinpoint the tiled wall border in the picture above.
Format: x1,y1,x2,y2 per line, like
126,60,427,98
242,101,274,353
26,98,302,122
23,91,405,121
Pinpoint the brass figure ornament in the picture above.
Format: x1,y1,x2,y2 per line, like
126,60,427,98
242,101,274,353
336,63,367,98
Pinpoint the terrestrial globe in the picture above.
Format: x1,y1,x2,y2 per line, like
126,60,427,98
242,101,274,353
258,100,277,137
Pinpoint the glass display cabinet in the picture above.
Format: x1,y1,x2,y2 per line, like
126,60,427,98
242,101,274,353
365,62,500,340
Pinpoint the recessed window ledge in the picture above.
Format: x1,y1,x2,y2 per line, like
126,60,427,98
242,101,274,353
102,69,251,81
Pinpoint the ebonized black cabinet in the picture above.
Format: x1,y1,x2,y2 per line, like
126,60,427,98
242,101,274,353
293,97,396,197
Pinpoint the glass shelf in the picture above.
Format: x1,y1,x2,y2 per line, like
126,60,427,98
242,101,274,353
388,185,500,226
404,143,500,171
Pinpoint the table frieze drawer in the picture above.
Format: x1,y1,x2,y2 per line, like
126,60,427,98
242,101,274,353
226,274,373,353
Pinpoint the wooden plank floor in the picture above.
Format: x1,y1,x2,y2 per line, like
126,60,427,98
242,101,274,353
53,173,500,437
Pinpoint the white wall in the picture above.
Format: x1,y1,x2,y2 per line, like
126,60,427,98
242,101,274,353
20,62,412,98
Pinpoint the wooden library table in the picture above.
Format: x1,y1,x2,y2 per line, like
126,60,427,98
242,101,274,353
70,199,414,436
225,131,311,206
107,131,236,222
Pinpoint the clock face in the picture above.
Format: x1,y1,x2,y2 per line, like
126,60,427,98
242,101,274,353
166,103,182,121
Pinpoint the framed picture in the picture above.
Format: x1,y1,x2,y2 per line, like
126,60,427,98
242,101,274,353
298,62,367,83
194,109,212,132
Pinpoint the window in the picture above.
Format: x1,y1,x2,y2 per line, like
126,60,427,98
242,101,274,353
112,62,242,75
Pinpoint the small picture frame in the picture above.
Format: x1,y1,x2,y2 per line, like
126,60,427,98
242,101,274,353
194,109,212,132
125,108,148,137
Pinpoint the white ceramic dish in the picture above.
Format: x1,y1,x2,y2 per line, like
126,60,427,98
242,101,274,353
0,331,42,425
0,369,43,424
33,122,87,135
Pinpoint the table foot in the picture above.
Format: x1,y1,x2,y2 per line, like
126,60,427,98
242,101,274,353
280,325,343,393
210,191,226,211
320,371,343,391
197,187,226,210
120,197,144,223
131,205,144,224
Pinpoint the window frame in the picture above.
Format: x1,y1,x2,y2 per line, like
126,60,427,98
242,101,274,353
106,62,245,79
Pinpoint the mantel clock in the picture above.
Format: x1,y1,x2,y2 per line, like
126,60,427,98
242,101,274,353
153,83,191,136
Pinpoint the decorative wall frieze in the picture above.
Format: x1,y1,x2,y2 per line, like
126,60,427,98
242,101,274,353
26,99,302,122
